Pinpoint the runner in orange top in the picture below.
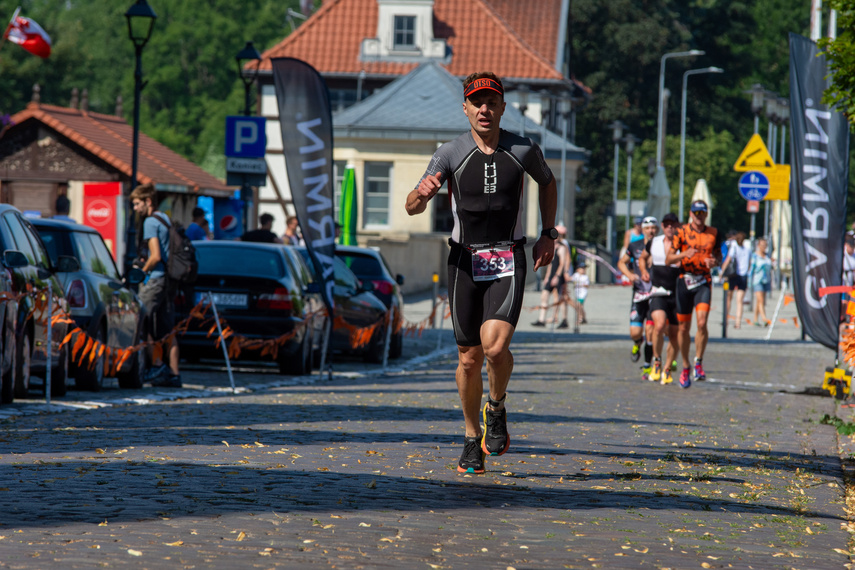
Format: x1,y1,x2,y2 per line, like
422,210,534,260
665,200,722,388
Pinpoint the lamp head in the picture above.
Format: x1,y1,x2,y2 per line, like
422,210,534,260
125,0,157,48
236,41,262,83
608,120,625,143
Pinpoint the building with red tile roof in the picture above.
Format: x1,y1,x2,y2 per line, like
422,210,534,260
0,91,234,265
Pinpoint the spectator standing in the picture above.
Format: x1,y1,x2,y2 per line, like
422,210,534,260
282,215,303,245
241,213,283,243
53,195,76,223
569,262,589,325
748,238,773,326
185,207,210,241
130,183,181,388
720,232,752,329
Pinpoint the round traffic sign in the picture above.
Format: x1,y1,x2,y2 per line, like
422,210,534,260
738,171,770,201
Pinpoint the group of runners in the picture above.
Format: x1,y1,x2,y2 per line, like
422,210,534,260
617,202,722,388
406,69,722,475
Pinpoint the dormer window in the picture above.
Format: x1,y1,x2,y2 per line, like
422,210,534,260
393,15,415,50
361,0,448,63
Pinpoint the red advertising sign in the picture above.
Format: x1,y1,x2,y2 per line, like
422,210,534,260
83,182,121,257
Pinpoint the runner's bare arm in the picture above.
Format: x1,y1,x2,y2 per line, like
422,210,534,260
617,251,637,283
406,172,443,216
532,177,558,270
142,236,161,273
638,249,651,282
665,244,696,266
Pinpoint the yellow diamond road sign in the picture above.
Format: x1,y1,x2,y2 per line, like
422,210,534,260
733,134,789,200
733,133,776,173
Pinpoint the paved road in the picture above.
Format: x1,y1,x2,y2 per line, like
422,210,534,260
0,284,851,568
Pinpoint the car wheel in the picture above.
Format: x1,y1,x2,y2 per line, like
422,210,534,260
49,343,69,398
14,332,31,399
75,327,106,392
389,331,403,359
1,328,15,405
362,326,386,364
117,350,144,390
279,332,311,376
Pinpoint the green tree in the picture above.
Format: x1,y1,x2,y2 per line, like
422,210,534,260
819,0,855,120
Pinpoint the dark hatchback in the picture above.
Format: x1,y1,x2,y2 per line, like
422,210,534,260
335,245,405,359
0,205,71,402
31,218,145,391
294,247,390,363
177,241,321,375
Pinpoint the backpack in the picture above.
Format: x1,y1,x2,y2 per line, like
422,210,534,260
153,213,198,284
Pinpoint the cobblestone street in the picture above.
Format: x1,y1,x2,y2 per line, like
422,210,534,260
0,285,852,568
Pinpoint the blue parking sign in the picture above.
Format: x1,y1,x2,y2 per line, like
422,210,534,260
737,171,770,201
225,116,267,158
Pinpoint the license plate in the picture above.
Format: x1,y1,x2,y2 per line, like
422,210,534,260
196,292,248,308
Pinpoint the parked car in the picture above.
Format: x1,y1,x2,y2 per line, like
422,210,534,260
0,205,71,402
294,247,390,363
335,245,405,358
177,241,320,375
31,218,146,391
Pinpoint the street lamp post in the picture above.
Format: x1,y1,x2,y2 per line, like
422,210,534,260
607,120,626,253
123,0,157,274
678,66,723,222
558,91,572,237
624,133,638,232
745,84,766,240
764,95,780,239
235,42,262,232
517,85,529,138
657,49,704,168
776,97,789,289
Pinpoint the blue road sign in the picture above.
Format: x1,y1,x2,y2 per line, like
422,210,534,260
225,116,267,158
737,171,770,201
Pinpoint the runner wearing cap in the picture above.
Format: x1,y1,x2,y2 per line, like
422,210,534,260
639,212,682,385
406,71,557,475
666,200,722,388
617,216,658,378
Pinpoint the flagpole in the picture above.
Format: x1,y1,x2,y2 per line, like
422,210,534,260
0,7,22,55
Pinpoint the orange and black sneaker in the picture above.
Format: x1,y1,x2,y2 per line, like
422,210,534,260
458,436,486,474
481,402,510,456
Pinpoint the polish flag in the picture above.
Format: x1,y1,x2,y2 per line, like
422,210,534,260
4,8,51,59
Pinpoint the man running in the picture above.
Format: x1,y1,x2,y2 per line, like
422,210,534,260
405,72,557,474
666,200,722,388
617,216,658,378
639,212,682,385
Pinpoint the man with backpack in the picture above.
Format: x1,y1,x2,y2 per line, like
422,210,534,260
131,182,182,388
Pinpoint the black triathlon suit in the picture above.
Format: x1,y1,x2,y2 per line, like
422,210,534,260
645,235,681,325
626,239,651,327
417,129,554,346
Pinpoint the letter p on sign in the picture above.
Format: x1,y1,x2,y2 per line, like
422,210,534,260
225,116,267,158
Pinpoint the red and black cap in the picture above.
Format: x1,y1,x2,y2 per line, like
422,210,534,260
464,77,504,99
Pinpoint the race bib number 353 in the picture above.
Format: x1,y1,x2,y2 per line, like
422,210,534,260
472,249,515,281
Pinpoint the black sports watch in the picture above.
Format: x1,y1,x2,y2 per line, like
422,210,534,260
541,227,559,239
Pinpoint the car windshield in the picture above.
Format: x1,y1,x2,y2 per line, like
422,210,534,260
196,246,284,277
337,252,384,278
34,227,75,266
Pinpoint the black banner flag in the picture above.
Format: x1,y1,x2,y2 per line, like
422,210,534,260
789,34,850,350
271,57,336,314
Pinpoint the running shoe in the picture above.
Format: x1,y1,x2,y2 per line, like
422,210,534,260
481,402,510,456
458,436,486,474
151,374,182,388
557,319,569,329
144,363,168,383
532,320,546,327
679,368,691,389
694,359,706,382
630,341,642,362
649,360,662,382
641,366,652,381
661,368,673,385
